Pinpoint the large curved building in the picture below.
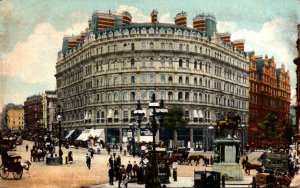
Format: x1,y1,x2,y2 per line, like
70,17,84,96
55,10,249,149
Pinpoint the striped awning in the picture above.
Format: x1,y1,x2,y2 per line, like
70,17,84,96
198,110,204,118
193,109,199,118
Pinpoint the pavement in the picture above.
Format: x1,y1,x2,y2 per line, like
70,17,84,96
87,176,254,188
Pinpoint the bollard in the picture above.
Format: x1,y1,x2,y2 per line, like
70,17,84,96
173,168,177,181
221,175,225,188
252,176,256,188
65,156,68,164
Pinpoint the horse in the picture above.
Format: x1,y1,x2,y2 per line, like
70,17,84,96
187,155,204,166
31,149,46,162
243,160,262,175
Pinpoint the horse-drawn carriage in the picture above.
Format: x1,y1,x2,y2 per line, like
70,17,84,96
0,155,24,180
256,153,295,187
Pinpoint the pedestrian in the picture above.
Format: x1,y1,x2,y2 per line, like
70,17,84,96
109,155,114,167
126,161,132,176
108,167,114,185
132,161,138,177
120,145,123,153
107,145,111,155
68,151,73,164
162,184,167,188
116,155,121,166
118,165,126,188
59,148,63,159
86,154,91,169
26,144,29,152
90,149,94,158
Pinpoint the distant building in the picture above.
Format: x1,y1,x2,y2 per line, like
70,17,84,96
24,95,43,131
294,24,300,153
1,103,24,131
42,90,57,132
248,52,291,146
7,106,24,130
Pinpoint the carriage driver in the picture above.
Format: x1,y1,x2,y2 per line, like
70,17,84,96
1,149,9,167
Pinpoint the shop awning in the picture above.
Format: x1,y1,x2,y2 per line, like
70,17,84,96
193,110,199,118
76,129,92,141
198,110,204,118
211,111,216,122
89,129,105,140
107,109,113,118
65,130,75,139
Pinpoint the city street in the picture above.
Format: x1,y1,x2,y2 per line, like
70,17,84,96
1,141,300,188
0,141,214,188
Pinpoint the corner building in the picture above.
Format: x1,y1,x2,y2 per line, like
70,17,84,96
55,10,249,149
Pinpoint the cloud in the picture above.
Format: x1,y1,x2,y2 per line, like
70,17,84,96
116,5,149,23
217,21,238,34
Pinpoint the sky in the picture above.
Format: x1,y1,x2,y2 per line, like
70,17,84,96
0,0,300,112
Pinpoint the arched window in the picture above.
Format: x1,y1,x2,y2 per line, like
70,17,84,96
141,75,146,84
149,42,154,49
149,58,154,67
160,75,165,83
141,42,146,49
195,46,198,53
141,58,145,67
179,76,183,84
161,42,165,49
114,61,118,69
114,77,118,85
114,92,118,101
194,78,198,85
179,44,183,51
186,60,190,68
123,60,128,68
168,92,173,101
169,43,173,50
168,76,173,83
123,43,127,50
194,61,197,69
131,43,135,50
131,58,135,68
160,58,165,67
178,92,183,100
131,76,135,84
186,45,189,52
122,76,127,84
193,93,197,102
185,77,189,85
168,58,173,67
185,92,189,101
179,59,183,68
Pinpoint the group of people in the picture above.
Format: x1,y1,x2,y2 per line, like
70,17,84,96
107,154,139,188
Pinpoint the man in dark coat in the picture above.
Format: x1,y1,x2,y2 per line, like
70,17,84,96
86,154,91,169
116,155,121,166
108,167,114,185
126,161,133,176
109,155,114,167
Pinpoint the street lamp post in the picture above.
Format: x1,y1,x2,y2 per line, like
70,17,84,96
145,94,168,188
240,123,245,155
56,104,62,151
133,100,145,144
129,122,136,156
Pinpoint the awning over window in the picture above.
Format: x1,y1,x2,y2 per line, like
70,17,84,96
198,110,204,118
193,109,199,118
211,111,216,122
65,130,75,139
107,109,113,118
84,112,88,120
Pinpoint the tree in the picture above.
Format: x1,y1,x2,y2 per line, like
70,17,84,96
258,113,281,143
162,106,188,148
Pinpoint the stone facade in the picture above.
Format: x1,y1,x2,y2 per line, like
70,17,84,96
55,10,249,148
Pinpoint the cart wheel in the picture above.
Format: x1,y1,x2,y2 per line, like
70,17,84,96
13,169,23,180
0,164,9,179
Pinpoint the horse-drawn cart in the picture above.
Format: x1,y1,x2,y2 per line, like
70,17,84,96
256,153,294,187
0,155,23,180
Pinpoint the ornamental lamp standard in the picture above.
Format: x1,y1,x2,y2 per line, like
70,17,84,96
133,100,145,143
56,104,62,150
146,93,168,188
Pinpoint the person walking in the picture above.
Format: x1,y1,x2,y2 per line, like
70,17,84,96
132,161,138,177
68,151,73,164
86,154,91,169
26,144,29,152
108,168,114,185
126,161,133,177
118,165,126,188
109,155,114,168
90,149,94,158
116,155,121,167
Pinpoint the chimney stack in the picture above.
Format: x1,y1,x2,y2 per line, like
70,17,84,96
174,11,187,26
151,10,158,24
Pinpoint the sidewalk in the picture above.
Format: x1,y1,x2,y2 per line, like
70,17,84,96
86,176,254,188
